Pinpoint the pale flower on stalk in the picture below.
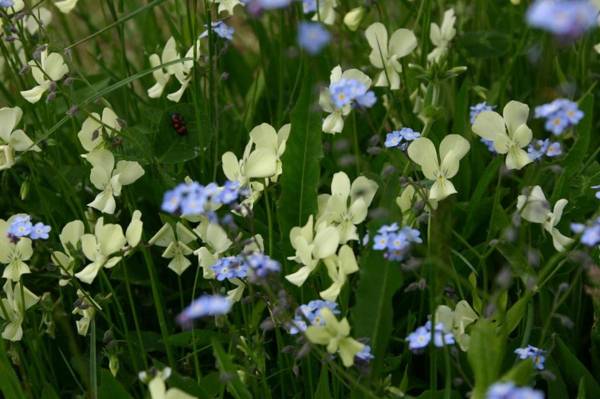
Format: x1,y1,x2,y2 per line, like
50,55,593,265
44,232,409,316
516,186,574,252
20,48,69,104
434,300,478,351
319,65,374,134
24,7,53,35
320,245,359,302
51,220,85,286
365,22,417,90
193,218,233,279
305,308,364,367
285,215,340,286
139,367,196,399
343,7,365,31
316,171,379,243
0,106,40,171
147,37,201,103
0,215,34,281
472,101,533,170
407,134,470,201
427,9,456,63
72,289,100,336
149,223,197,275
212,0,242,15
311,0,338,25
75,217,129,284
0,280,38,342
85,149,144,214
222,123,290,208
54,0,78,13
78,108,121,153
396,185,438,219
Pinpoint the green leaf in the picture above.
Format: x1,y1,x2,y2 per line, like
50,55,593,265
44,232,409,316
352,251,403,376
467,319,506,399
314,366,332,399
500,360,534,386
212,338,252,399
555,337,600,398
98,369,132,399
0,340,26,399
277,72,323,248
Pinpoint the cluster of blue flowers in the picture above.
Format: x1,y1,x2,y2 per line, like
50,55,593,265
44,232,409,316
0,0,14,8
571,217,600,247
470,102,498,153
535,98,583,135
372,223,422,261
384,128,421,151
527,139,562,161
288,300,339,335
161,180,247,218
486,382,544,399
514,345,546,370
527,0,598,39
329,79,376,109
176,294,232,326
297,22,331,55
406,321,455,352
212,252,281,281
7,215,51,240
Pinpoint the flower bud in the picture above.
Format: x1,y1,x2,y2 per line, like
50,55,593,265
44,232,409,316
343,7,365,32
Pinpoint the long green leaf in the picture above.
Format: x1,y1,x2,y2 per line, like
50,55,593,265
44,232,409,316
277,71,323,249
467,319,506,399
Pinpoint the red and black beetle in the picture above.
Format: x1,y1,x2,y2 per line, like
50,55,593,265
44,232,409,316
170,112,188,136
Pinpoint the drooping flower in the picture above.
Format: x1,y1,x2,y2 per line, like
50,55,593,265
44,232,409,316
0,215,34,281
75,218,127,284
20,48,69,103
0,280,38,341
319,65,375,134
515,345,546,370
517,186,574,251
319,245,359,301
285,215,340,286
434,300,478,351
72,289,100,336
139,367,196,399
304,0,337,25
427,9,456,63
527,0,598,39
147,37,201,102
365,22,417,90
343,7,365,31
54,0,78,13
0,106,41,171
176,294,232,325
407,134,470,201
78,108,121,153
51,220,85,286
472,101,533,170
305,308,364,367
317,172,379,244
298,22,331,55
149,222,197,275
85,149,144,214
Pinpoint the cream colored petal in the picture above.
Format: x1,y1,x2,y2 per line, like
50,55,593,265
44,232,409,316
0,107,22,141
439,134,470,179
407,137,439,180
9,130,39,152
88,190,116,214
503,101,529,136
245,148,277,178
249,123,278,150
126,210,143,248
44,52,68,81
80,234,98,261
115,160,144,186
148,224,175,247
365,22,389,68
55,0,79,13
322,112,345,134
512,124,532,148
472,110,507,142
389,28,418,58
98,224,126,255
285,264,317,287
350,176,378,207
75,261,103,284
313,225,340,259
78,114,103,152
429,179,457,201
505,147,532,170
20,85,47,104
